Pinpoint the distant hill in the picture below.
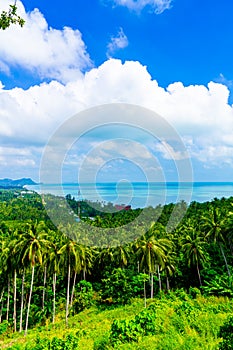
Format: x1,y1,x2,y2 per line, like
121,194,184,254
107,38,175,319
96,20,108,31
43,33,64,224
0,178,37,188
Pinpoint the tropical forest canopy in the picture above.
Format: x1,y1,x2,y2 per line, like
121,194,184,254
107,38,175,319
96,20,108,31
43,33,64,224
0,188,233,349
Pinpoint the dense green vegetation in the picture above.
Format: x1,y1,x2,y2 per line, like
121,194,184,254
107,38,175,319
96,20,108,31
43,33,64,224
0,189,233,349
1,294,233,349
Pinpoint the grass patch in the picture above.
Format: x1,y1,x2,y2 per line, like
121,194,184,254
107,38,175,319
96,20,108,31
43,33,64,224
1,294,233,349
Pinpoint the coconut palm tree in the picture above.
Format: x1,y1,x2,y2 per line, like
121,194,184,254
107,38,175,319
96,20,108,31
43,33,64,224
136,223,172,298
226,208,233,256
19,266,25,333
14,223,30,333
162,252,176,291
181,224,207,287
1,228,19,331
58,235,82,327
2,226,25,333
16,221,49,335
48,237,60,324
201,206,231,278
11,229,21,333
0,240,12,323
83,245,94,279
113,244,131,269
97,246,114,271
70,243,91,306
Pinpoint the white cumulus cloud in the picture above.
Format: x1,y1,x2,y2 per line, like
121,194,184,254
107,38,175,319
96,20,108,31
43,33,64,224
111,0,172,14
0,1,232,181
0,0,92,83
107,28,129,57
1,59,233,179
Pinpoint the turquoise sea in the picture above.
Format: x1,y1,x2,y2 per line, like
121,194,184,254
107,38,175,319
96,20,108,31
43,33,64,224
26,182,233,209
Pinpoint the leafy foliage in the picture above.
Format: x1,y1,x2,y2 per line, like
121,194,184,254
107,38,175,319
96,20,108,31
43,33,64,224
24,334,79,350
0,320,9,335
72,280,94,313
100,269,148,304
0,4,25,30
110,305,157,345
202,274,233,297
218,316,233,350
2,293,233,349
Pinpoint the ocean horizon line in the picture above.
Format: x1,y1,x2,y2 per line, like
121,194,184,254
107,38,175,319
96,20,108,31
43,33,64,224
38,181,233,185
25,181,233,209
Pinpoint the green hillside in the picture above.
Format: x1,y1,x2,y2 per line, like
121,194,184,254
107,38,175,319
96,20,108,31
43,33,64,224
1,294,233,349
0,190,233,349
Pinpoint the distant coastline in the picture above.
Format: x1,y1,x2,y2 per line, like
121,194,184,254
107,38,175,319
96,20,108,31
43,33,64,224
0,178,38,189
26,181,233,209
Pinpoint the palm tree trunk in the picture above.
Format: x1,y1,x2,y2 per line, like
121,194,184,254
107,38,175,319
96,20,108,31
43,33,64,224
19,271,25,333
143,271,147,308
70,271,77,306
196,261,202,286
24,266,35,336
42,265,47,311
219,243,231,278
0,288,4,304
158,265,162,292
83,269,86,281
166,274,170,290
52,273,56,324
150,273,154,299
0,288,4,323
6,277,10,322
66,260,71,327
13,269,17,332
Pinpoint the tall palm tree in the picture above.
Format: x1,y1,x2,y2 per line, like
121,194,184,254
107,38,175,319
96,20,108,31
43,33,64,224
48,238,60,324
9,226,29,334
0,241,11,323
70,244,91,306
0,287,4,323
39,228,59,313
1,229,19,331
77,244,93,281
136,223,172,298
14,224,29,333
226,208,233,256
97,246,114,271
162,252,176,291
181,224,207,287
19,267,25,333
201,207,231,278
11,229,20,333
16,221,49,335
58,236,82,327
113,244,131,269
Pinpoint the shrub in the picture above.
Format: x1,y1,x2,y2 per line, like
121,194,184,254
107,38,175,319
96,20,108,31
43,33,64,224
189,287,201,299
110,305,157,345
72,280,94,314
218,315,233,350
202,275,233,297
23,333,79,350
0,320,9,335
100,268,148,305
93,334,111,350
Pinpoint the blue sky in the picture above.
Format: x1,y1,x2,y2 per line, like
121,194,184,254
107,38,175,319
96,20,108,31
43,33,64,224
0,0,233,183
8,0,233,92
4,0,233,91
